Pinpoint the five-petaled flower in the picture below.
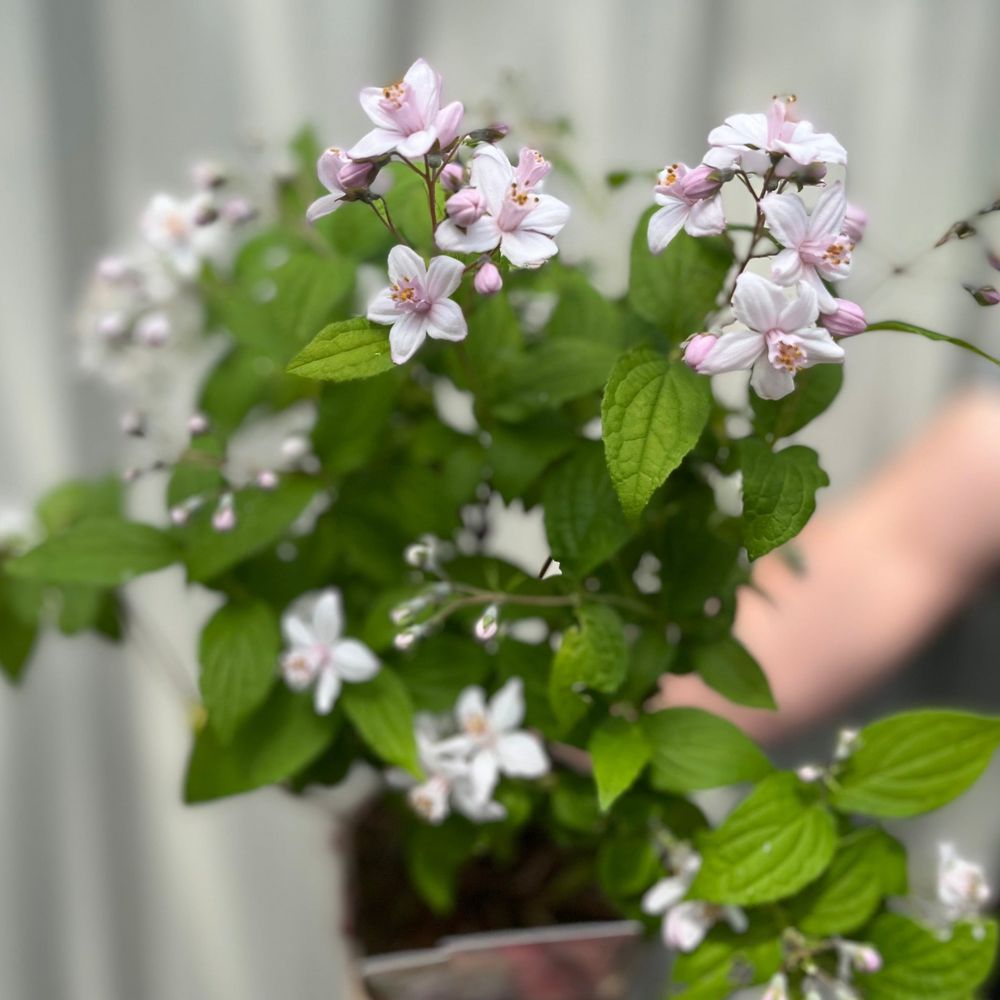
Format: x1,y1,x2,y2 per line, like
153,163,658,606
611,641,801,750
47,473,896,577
141,192,228,279
367,245,468,364
435,145,570,268
349,58,463,160
280,588,380,714
647,162,725,254
685,272,844,400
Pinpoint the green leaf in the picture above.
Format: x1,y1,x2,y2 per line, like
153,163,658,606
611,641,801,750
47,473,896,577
0,572,39,682
690,773,837,906
543,443,632,577
831,709,1000,818
691,637,776,710
867,319,1000,368
286,317,395,382
180,476,320,582
643,707,773,793
597,833,661,897
790,827,905,936
549,604,627,730
485,417,577,501
589,717,652,811
856,913,997,1000
340,667,421,775
740,440,828,559
199,601,281,744
751,363,844,440
602,349,711,518
184,687,339,802
398,634,492,713
627,217,731,339
35,476,121,534
8,516,179,586
405,816,476,914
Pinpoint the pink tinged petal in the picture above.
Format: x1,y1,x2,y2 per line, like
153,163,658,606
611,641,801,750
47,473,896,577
367,287,400,325
771,248,805,285
708,113,769,150
779,125,847,166
426,299,467,342
331,638,380,682
316,149,348,192
408,778,450,824
359,87,398,130
496,732,548,777
314,667,342,715
683,333,719,370
389,312,429,364
695,327,764,375
750,355,796,400
434,101,464,147
701,146,740,171
844,203,868,243
282,612,315,648
523,193,570,236
488,678,526,731
732,271,787,332
802,268,837,313
808,180,847,240
396,128,438,159
387,244,427,285
312,589,344,645
821,298,867,336
641,877,689,915
306,193,343,223
664,902,712,952
685,193,726,237
499,229,558,268
648,199,689,254
796,327,846,366
456,686,488,729
424,254,466,300
434,216,501,254
347,127,402,160
402,57,442,124
777,282,819,331
469,749,500,803
762,192,809,248
470,144,515,215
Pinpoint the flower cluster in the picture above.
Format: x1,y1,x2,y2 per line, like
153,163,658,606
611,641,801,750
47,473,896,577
649,97,868,400
308,58,570,365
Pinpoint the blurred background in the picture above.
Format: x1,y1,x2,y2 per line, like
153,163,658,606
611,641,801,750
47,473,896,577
2,1,999,997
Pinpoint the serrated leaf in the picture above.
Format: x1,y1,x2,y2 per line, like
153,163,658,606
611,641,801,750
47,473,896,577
751,363,844,440
691,637,776,710
832,709,1000,817
589,717,652,811
184,687,339,802
690,772,836,906
549,604,627,730
740,440,828,559
199,600,281,743
340,667,421,776
856,913,997,1000
627,217,732,338
643,707,773,793
286,317,395,382
602,349,711,518
485,417,577,501
597,833,661,897
543,443,632,577
8,517,179,586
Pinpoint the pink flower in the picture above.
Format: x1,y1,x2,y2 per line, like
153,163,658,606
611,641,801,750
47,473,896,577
474,261,503,296
682,333,719,369
348,58,464,160
367,245,468,364
844,202,869,243
704,97,847,175
694,272,844,399
435,145,570,268
445,187,487,227
647,162,725,254
440,162,465,193
762,181,853,311
306,148,373,223
821,298,867,336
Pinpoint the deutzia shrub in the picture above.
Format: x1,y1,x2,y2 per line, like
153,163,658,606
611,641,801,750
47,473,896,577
4,66,1000,998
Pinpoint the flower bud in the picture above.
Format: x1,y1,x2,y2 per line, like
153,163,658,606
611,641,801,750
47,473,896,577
212,493,236,533
187,413,209,436
136,311,171,347
821,299,867,336
393,626,424,651
796,764,824,783
439,163,465,193
256,469,279,490
682,333,719,371
964,283,1000,306
474,603,500,642
338,158,375,191
843,202,868,243
474,262,503,296
445,187,487,228
679,164,723,200
222,197,256,224
467,124,509,145
833,727,859,761
169,505,190,526
96,312,128,340
192,160,227,189
97,255,130,282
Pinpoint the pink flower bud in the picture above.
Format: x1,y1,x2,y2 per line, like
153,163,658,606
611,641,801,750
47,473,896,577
337,158,375,191
96,312,128,339
97,255,130,282
821,299,867,336
212,494,236,533
439,163,465,193
222,197,256,224
683,333,719,371
169,505,189,526
678,164,723,201
135,311,171,347
964,283,1000,306
191,161,227,189
844,202,868,243
256,469,279,490
187,413,209,436
515,147,551,189
445,187,487,228
474,262,503,296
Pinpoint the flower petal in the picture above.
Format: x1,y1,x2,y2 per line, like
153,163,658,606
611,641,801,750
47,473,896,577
314,667,342,715
685,194,726,237
402,57,442,123
647,199,689,254
424,254,465,301
426,299,468,342
770,248,805,285
396,128,437,159
797,327,846,366
456,686,488,729
367,287,399,325
524,193,570,236
434,217,501,254
347,127,401,160
732,271,786,332
664,901,712,952
802,267,836,313
487,677,525,731
312,589,343,645
750,355,795,400
777,282,819,331
331,638,380,682
499,229,558,268
387,244,427,285
808,180,847,239
641,876,689,915
305,193,343,224
497,732,549,777
388,312,428,364
435,101,464,147
708,113,768,150
468,748,500,804
358,87,397,130
282,612,314,648
470,144,514,215
695,327,764,375
762,192,809,248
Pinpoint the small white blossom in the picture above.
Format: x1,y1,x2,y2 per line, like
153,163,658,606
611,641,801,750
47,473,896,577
938,843,991,921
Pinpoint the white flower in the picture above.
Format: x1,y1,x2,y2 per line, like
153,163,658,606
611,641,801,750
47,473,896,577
141,192,229,278
835,939,882,978
761,972,789,1000
762,182,852,312
647,162,725,254
435,145,570,268
938,843,991,920
367,245,468,364
691,272,844,400
280,588,380,714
